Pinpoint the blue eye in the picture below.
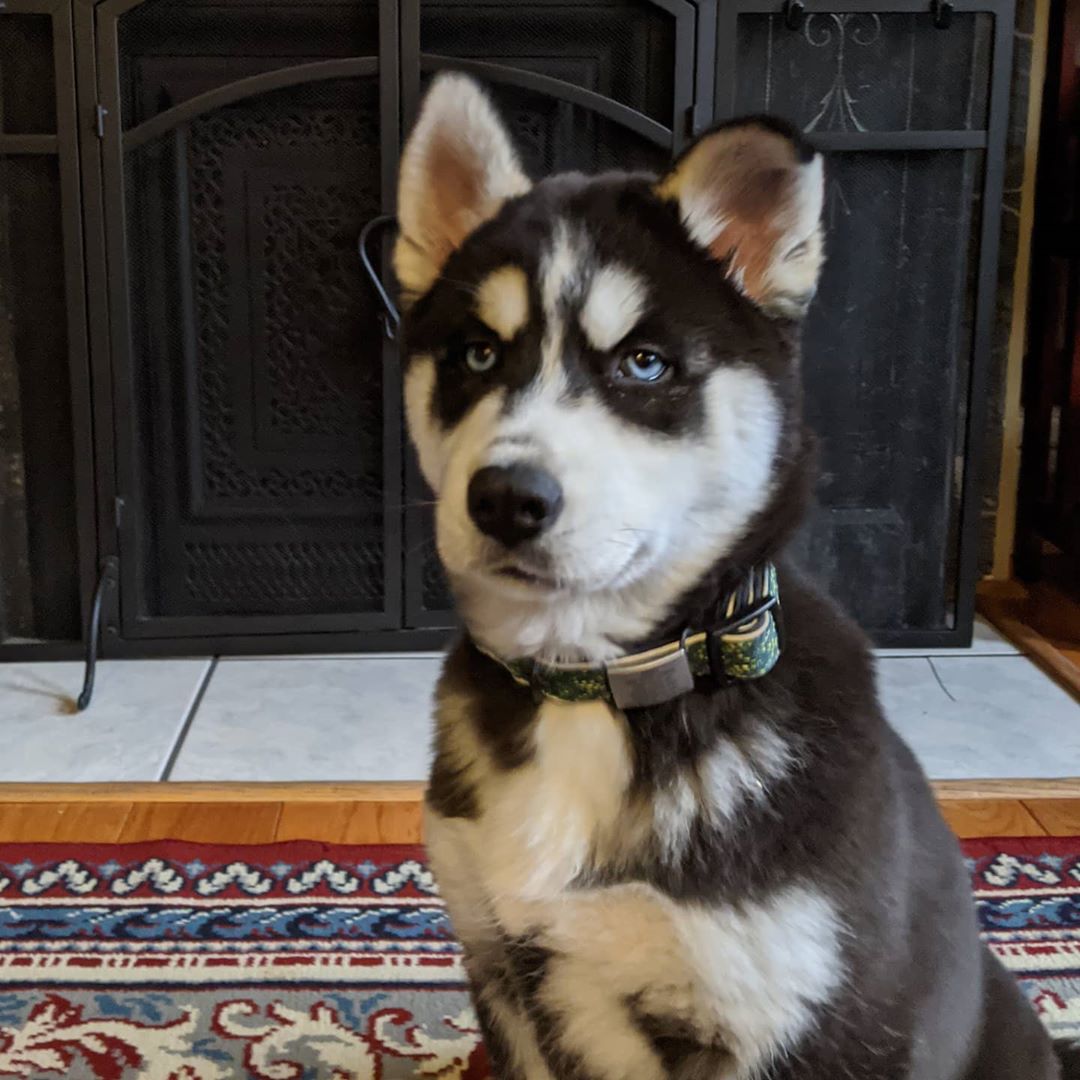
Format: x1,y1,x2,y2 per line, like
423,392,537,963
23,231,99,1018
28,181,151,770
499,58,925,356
464,342,499,373
618,350,670,382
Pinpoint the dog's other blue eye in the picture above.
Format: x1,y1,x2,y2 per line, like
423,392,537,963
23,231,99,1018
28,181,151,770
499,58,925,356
464,342,500,374
618,350,669,382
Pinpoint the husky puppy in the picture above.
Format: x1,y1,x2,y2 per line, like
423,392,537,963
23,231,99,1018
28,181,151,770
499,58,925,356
394,72,1066,1080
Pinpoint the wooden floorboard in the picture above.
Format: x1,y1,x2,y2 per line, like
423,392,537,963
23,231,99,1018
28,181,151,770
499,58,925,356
117,802,283,844
50,803,134,843
276,800,424,844
0,802,133,843
0,784,1078,844
1023,799,1080,836
0,804,67,843
0,796,1076,843
932,779,1080,799
938,799,1047,838
0,778,1075,804
978,580,1080,700
0,781,426,803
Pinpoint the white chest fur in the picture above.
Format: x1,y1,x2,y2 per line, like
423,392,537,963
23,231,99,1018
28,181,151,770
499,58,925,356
426,699,844,1079
480,699,633,899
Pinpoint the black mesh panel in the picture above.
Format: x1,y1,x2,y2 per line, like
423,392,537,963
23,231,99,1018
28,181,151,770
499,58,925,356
0,154,79,643
791,150,982,632
0,15,57,135
734,12,992,132
422,0,677,126
122,79,388,619
118,0,380,128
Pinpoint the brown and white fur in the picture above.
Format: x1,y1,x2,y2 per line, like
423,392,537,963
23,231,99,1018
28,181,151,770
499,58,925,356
394,72,1068,1080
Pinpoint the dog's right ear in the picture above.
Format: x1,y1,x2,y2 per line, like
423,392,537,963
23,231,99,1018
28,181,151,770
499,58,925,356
656,118,825,319
395,73,531,306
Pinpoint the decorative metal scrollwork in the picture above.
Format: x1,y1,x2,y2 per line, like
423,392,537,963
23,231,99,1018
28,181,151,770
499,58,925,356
802,13,883,133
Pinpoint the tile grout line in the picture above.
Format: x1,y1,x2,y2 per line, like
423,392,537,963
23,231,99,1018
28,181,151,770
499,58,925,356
158,658,219,783
926,657,958,703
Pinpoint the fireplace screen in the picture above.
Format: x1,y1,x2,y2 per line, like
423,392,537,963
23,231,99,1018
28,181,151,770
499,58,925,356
121,78,391,629
723,8,994,633
0,0,1013,656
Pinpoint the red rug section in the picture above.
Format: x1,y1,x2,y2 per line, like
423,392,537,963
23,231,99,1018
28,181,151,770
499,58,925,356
0,836,1072,1079
964,836,1080,859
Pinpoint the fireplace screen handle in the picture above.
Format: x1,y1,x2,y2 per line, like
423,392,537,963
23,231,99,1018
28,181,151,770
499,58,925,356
75,557,119,712
359,215,401,341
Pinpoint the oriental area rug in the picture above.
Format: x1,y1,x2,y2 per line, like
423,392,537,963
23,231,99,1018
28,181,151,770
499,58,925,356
0,838,1074,1078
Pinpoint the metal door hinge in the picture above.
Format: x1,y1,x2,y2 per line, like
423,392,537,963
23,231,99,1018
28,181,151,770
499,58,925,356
931,0,953,28
95,104,108,138
684,104,704,140
782,0,806,31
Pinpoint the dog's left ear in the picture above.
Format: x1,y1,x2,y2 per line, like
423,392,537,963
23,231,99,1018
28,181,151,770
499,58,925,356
395,73,531,305
656,119,825,318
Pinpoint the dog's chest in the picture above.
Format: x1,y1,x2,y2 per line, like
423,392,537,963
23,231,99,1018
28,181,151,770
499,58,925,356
427,699,844,1077
471,699,634,897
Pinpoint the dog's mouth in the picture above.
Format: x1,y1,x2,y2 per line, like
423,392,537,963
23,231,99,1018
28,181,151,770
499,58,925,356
486,536,650,594
493,563,560,590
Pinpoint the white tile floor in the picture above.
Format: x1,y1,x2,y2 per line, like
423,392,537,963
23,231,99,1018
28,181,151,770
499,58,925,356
1,618,1077,782
0,660,212,782
170,656,444,783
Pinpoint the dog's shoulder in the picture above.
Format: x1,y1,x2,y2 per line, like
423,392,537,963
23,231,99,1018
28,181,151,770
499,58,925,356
774,559,881,720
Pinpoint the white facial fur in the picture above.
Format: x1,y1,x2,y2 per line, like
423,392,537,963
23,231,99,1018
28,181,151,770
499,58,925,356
394,81,820,663
404,228,783,664
475,265,530,342
579,264,648,352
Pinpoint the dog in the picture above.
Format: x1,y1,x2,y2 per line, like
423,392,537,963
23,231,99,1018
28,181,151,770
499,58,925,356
393,71,1073,1079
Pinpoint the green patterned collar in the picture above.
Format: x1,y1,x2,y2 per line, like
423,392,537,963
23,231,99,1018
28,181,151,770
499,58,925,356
478,564,781,710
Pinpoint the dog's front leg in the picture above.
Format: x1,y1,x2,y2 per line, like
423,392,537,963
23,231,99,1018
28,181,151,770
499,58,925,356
466,954,558,1080
427,812,556,1080
504,943,668,1080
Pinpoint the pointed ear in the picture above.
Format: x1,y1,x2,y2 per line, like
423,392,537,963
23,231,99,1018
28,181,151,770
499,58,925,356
656,119,825,318
395,73,531,305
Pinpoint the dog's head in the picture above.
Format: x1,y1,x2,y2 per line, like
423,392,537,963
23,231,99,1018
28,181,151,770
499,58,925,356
396,74,824,661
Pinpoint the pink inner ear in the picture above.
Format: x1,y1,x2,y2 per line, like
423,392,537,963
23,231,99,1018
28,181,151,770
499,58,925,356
725,166,790,223
708,216,782,303
661,125,812,309
424,131,487,267
706,175,792,304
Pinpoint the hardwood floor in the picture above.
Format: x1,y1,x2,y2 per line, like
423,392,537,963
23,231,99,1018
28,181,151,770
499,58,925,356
978,579,1080,698
938,799,1049,838
0,784,427,844
0,782,1077,843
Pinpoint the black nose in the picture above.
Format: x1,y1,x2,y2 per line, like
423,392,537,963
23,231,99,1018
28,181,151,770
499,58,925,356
467,464,564,548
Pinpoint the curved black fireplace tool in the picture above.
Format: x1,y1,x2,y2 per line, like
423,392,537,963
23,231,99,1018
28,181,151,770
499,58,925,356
359,214,401,341
76,556,119,711
76,219,400,712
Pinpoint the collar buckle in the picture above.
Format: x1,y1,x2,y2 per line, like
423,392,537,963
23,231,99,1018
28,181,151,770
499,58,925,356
606,632,695,711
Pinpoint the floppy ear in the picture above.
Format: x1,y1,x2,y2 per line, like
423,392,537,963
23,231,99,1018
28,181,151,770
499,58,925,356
395,73,531,305
655,119,825,318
